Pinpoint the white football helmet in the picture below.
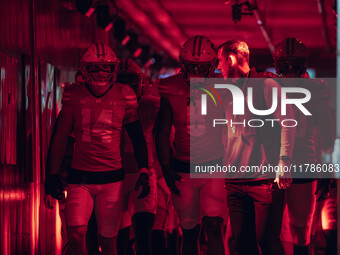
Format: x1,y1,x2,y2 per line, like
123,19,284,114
80,43,119,87
179,36,217,79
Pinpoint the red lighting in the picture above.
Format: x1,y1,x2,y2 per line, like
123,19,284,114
55,202,62,254
85,7,95,17
104,22,113,32
145,58,155,68
133,48,143,58
61,82,71,88
122,35,131,46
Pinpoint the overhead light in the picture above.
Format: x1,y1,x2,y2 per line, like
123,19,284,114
104,23,113,32
145,58,155,69
121,35,130,46
76,0,95,17
96,4,114,31
133,47,143,58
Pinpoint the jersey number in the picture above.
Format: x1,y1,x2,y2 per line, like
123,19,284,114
81,109,113,143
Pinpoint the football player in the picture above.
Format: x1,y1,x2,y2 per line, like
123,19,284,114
155,36,226,255
273,38,335,255
44,43,150,255
117,58,158,255
217,39,296,255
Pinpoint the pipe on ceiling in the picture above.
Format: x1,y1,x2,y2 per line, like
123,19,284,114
253,9,275,55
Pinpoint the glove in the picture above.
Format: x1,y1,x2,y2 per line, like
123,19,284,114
162,166,182,196
135,172,150,199
315,179,331,202
44,174,64,200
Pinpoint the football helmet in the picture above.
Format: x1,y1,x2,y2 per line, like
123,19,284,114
80,43,119,87
117,58,149,97
274,38,309,76
75,70,84,83
179,36,217,79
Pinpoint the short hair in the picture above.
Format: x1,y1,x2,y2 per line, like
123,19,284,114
218,40,249,65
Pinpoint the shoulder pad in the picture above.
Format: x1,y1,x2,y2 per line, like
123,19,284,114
139,95,160,107
158,75,187,97
117,83,138,106
61,83,85,105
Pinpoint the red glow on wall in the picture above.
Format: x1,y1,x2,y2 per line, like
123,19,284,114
55,202,62,254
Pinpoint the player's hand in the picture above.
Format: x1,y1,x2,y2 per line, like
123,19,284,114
315,179,331,202
44,194,55,209
135,172,150,199
44,174,65,200
162,166,182,196
274,158,292,189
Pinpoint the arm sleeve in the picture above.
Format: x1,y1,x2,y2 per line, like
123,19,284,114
139,97,160,170
154,96,173,168
122,85,139,124
264,78,296,158
46,87,74,175
125,120,149,170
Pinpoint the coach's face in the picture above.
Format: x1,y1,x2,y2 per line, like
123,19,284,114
217,48,232,78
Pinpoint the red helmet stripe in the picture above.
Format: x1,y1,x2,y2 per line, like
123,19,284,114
124,58,127,71
99,43,103,55
101,43,106,56
95,43,100,57
290,38,294,55
287,38,295,55
285,38,289,55
197,36,203,57
192,36,199,56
